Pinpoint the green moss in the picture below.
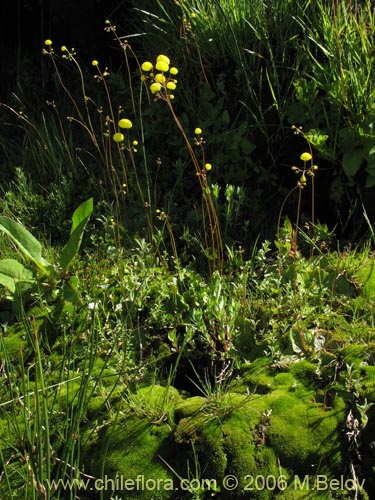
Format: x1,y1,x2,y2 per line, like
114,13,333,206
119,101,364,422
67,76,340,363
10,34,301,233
340,344,373,366
358,365,375,402
289,360,318,386
273,372,296,388
175,396,206,420
127,384,182,424
1,327,27,361
88,416,176,499
265,389,345,476
55,376,81,411
232,358,274,394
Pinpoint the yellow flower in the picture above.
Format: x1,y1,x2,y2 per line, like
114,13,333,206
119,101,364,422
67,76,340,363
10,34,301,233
169,94,175,100
166,81,176,90
155,60,169,72
132,140,139,146
61,46,67,52
204,163,212,171
155,73,166,84
44,39,53,46
113,132,125,143
157,54,170,65
118,118,132,129
141,61,153,71
91,60,99,66
150,82,162,93
170,67,178,75
300,152,312,162
194,127,202,135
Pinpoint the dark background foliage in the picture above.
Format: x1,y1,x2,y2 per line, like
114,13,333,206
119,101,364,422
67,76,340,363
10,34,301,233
1,0,375,247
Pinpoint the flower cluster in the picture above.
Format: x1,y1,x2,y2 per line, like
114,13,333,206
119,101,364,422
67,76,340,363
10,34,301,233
291,151,318,189
140,55,178,100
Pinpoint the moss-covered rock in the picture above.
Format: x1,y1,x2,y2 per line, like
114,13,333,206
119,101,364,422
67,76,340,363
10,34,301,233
85,385,182,499
81,363,373,499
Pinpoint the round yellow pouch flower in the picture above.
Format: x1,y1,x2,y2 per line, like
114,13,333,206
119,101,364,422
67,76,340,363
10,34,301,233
300,152,312,162
113,132,125,143
155,60,169,72
170,67,178,75
194,127,202,135
44,39,53,46
157,54,170,65
204,163,212,171
155,73,166,84
118,118,132,129
150,82,162,94
166,81,176,90
141,61,153,71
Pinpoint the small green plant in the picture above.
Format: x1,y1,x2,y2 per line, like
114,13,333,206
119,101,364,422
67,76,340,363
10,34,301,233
277,126,319,256
0,197,93,313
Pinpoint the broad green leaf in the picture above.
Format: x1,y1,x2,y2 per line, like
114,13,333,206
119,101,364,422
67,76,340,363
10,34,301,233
59,198,93,272
342,149,365,177
0,216,51,274
0,259,34,293
71,197,93,234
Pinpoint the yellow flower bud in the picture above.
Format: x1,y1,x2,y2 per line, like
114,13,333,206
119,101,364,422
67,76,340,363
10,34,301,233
155,60,169,72
157,54,170,65
166,81,176,90
195,128,202,135
91,60,99,66
44,39,53,46
113,132,125,143
141,61,153,71
155,73,166,84
300,152,312,162
170,67,178,75
204,163,212,171
118,118,132,129
61,46,68,52
150,82,162,93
